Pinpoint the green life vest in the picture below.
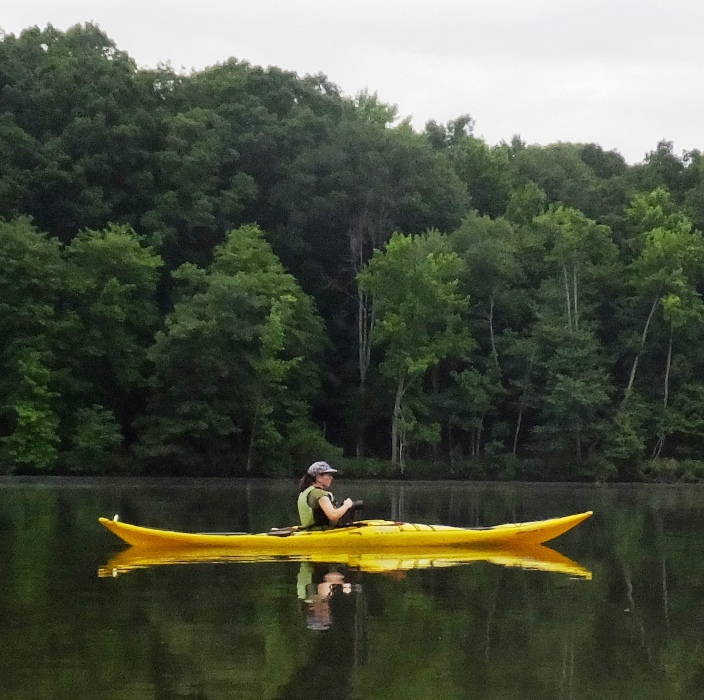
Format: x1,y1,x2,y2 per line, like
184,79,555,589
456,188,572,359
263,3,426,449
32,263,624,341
298,485,334,529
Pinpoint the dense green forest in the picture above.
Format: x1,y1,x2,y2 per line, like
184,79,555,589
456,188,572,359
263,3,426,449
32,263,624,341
3,22,704,480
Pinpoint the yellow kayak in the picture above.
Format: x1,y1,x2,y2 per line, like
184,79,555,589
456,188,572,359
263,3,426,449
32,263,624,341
98,541,592,578
99,510,592,551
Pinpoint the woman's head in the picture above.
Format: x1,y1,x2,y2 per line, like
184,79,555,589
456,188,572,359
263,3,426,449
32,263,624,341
309,461,338,486
299,461,339,491
307,461,339,478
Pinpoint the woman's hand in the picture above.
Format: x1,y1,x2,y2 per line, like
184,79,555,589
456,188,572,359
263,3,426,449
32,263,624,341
319,496,356,523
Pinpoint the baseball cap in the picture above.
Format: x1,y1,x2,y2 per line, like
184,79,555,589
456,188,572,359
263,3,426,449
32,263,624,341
307,461,339,476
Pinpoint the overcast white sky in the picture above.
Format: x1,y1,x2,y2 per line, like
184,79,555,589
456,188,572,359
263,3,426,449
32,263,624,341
3,1,703,164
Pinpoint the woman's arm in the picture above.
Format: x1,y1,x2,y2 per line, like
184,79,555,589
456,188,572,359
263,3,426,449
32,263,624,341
318,496,355,523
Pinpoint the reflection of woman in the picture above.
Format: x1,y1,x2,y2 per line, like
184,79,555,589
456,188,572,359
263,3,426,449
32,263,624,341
306,572,353,631
297,461,354,529
278,564,365,699
297,563,354,631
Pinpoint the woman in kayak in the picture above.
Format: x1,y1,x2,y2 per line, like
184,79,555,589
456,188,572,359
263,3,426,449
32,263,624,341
298,461,354,529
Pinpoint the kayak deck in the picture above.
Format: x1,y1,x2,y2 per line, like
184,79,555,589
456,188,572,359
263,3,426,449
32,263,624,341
99,511,592,551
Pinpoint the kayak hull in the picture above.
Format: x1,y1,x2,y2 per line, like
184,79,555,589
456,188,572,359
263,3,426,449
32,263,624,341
98,541,592,578
99,511,592,551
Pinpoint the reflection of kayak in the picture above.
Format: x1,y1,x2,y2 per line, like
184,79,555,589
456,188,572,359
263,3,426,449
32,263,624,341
98,542,592,578
99,511,592,550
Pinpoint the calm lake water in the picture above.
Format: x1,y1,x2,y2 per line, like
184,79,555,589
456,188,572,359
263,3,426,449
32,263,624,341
2,477,704,699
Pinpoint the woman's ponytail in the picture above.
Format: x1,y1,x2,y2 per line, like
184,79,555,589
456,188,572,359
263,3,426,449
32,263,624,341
298,472,316,492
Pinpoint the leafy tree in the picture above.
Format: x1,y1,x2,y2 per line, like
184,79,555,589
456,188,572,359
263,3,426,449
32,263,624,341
60,223,163,452
525,207,620,471
63,404,123,473
679,149,704,235
538,205,620,335
7,22,704,477
0,23,160,239
629,141,687,200
0,219,161,471
136,225,328,474
447,365,505,460
424,115,512,217
451,214,524,367
447,214,526,459
0,217,64,471
531,318,613,471
579,143,629,180
0,349,60,471
267,113,469,455
448,138,512,217
140,106,257,266
0,114,40,219
0,216,63,347
353,89,398,126
622,190,704,403
358,231,474,470
504,181,547,227
165,58,346,254
424,114,475,150
606,190,704,470
269,115,469,297
510,142,626,221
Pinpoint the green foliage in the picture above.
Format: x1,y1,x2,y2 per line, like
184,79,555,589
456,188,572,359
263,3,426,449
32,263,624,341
620,189,704,440
62,404,123,473
353,89,398,126
63,223,163,389
136,224,328,474
424,114,475,149
5,23,704,478
504,181,547,226
640,458,704,483
450,212,527,342
0,216,64,344
0,216,163,472
531,329,612,461
360,231,472,374
359,231,474,468
511,142,625,220
0,24,162,238
425,115,514,216
0,218,64,471
604,400,649,473
0,349,60,471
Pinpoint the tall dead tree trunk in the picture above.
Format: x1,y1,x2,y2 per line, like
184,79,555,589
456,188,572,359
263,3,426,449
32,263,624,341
652,322,674,460
513,346,536,455
624,294,660,403
563,265,573,332
391,376,404,468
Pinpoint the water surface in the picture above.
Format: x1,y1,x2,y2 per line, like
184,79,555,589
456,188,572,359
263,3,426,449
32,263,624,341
1,478,703,699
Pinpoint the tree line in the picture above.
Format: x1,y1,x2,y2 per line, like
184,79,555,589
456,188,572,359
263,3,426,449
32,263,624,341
3,22,704,480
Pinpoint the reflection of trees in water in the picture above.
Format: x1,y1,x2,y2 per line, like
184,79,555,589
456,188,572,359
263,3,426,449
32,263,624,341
559,628,575,700
9,482,704,699
391,483,406,521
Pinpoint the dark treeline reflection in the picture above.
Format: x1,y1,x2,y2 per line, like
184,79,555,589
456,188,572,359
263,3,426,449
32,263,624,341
2,479,704,698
